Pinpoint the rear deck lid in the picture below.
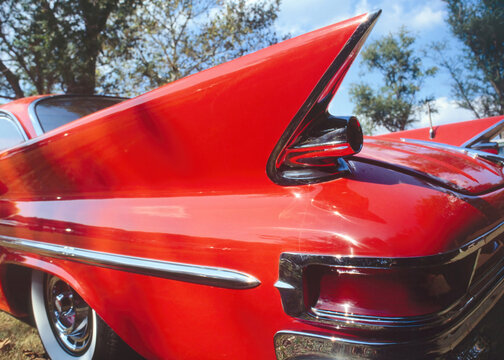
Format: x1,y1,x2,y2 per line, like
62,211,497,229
356,138,504,195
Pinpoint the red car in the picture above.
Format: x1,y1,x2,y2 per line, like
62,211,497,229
1,10,504,360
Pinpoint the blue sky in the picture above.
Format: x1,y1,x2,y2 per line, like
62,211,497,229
273,0,476,131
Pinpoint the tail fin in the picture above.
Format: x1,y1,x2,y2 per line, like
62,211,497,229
1,11,381,197
267,10,381,185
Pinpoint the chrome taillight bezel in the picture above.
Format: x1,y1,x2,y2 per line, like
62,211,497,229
275,221,504,332
266,11,380,186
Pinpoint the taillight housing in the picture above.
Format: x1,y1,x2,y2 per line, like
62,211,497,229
275,250,482,330
304,259,474,318
276,114,363,178
267,12,377,186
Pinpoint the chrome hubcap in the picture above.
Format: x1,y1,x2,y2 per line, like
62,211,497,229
45,275,92,354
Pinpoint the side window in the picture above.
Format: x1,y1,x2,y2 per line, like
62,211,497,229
35,96,125,133
0,114,26,151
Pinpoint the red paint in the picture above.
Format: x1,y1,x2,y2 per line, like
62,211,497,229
376,116,504,146
0,95,47,138
358,138,504,195
0,12,503,360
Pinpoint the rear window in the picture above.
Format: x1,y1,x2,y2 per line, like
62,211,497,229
35,96,125,133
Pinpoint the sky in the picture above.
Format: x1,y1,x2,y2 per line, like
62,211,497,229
272,0,476,132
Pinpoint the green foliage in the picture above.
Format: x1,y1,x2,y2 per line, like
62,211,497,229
0,0,139,98
99,0,282,96
439,0,504,117
0,0,282,100
350,29,437,133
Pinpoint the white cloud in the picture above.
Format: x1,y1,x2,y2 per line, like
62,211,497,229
411,6,444,29
275,0,354,35
355,0,371,16
367,0,446,36
275,0,447,38
364,97,475,135
418,97,475,127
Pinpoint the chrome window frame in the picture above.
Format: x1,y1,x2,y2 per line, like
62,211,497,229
28,94,127,136
275,221,504,332
27,97,45,136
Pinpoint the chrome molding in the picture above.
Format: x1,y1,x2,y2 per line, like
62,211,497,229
0,110,29,141
275,221,504,330
401,138,504,165
274,331,393,360
0,235,260,290
461,119,504,148
27,97,46,136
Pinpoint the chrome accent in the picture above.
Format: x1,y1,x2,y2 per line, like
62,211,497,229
274,331,390,360
27,97,46,136
0,110,29,141
275,268,504,359
0,235,260,289
468,248,482,291
275,221,504,330
401,138,504,164
267,10,381,186
45,275,92,354
461,119,504,148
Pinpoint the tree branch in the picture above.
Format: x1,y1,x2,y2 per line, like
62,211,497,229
0,58,24,98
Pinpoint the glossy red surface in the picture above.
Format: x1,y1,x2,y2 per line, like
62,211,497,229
376,116,504,146
358,138,504,195
0,12,504,360
0,95,47,138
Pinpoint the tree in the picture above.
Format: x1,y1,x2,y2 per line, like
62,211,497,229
0,0,139,99
99,0,282,95
438,0,504,118
349,28,437,133
0,0,282,100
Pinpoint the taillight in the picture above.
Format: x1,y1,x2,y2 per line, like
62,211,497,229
278,115,363,168
267,11,378,186
304,258,474,318
275,249,484,329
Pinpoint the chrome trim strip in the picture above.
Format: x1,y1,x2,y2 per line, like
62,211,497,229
274,331,394,360
461,119,504,148
0,235,260,290
0,110,29,141
275,221,504,330
27,97,46,136
401,138,504,164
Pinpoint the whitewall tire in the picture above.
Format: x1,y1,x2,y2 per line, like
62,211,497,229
31,270,141,360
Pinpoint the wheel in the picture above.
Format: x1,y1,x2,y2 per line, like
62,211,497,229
31,270,142,360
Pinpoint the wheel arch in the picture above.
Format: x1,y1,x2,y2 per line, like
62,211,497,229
1,255,93,318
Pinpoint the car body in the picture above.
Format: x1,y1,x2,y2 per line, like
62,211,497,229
1,10,504,360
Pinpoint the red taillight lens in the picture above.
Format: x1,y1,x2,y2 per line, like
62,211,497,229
271,114,364,184
267,12,378,186
278,115,363,168
304,256,475,317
